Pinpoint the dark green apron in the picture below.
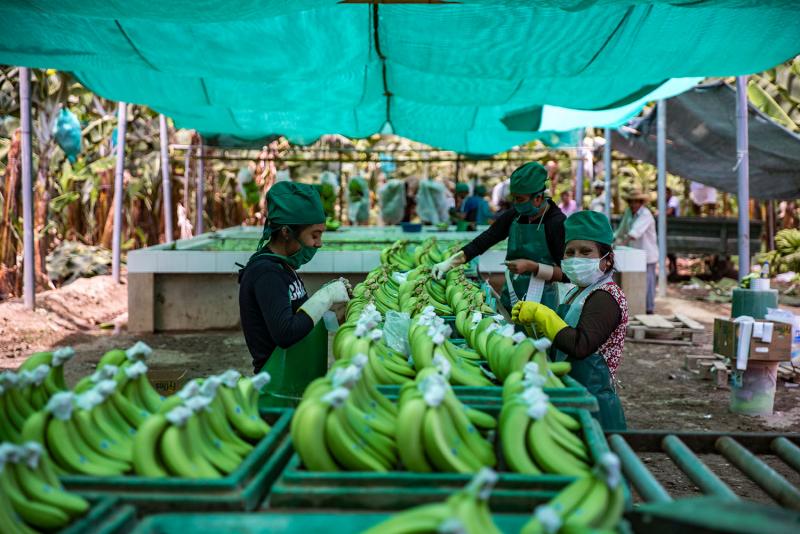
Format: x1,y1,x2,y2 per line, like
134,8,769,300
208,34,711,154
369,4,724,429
553,277,627,431
500,213,559,313
258,320,328,409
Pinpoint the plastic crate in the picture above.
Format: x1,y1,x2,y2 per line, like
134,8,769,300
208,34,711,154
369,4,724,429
378,375,599,412
60,497,137,534
267,408,615,513
60,409,294,513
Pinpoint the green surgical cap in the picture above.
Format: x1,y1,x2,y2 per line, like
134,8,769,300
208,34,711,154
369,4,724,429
509,162,548,195
474,184,487,196
564,210,614,246
267,181,325,226
455,183,469,194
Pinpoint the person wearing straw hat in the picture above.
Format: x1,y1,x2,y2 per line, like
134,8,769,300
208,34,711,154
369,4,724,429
615,187,658,314
432,162,567,313
511,210,628,430
239,181,350,374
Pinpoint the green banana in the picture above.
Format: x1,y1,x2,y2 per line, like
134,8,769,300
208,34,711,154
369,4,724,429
132,414,170,477
500,401,541,474
325,405,387,471
396,393,433,472
0,468,70,530
527,416,590,477
290,399,339,471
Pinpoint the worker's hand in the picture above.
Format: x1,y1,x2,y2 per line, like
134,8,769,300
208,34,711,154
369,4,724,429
432,251,466,280
322,280,350,304
299,281,350,324
505,259,537,275
511,301,568,340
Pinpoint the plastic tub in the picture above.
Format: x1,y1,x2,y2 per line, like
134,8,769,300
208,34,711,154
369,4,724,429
399,222,422,233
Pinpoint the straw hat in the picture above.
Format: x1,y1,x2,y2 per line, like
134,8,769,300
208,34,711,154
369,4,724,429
623,187,650,202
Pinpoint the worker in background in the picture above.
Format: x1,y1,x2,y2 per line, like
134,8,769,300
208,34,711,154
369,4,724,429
461,184,494,228
512,210,628,430
491,176,511,212
614,188,658,314
432,162,567,313
347,175,370,226
558,189,578,217
239,181,350,373
402,176,418,222
451,182,470,223
666,187,680,278
589,180,606,213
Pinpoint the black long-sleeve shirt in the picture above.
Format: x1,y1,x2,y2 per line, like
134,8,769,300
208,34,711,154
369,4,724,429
461,199,567,277
553,290,621,359
238,254,313,373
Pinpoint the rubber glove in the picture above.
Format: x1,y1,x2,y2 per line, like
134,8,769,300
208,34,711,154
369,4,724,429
432,251,466,280
299,280,350,324
511,301,568,340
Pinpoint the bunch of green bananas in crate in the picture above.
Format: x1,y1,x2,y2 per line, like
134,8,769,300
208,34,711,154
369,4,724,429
408,308,492,386
0,442,90,532
362,469,503,534
0,347,75,443
521,455,625,534
500,377,590,477
396,368,496,473
332,304,416,384
380,240,417,270
758,228,800,275
132,370,271,478
291,357,399,471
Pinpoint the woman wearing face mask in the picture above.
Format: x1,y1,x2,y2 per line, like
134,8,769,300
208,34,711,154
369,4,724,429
238,182,350,374
432,162,567,312
511,211,628,430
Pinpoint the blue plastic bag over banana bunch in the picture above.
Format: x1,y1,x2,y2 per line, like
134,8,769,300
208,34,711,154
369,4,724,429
53,108,82,162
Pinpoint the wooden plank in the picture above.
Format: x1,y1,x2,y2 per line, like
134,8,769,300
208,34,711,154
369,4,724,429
634,314,675,329
626,337,692,346
685,354,717,371
712,361,729,388
674,313,705,331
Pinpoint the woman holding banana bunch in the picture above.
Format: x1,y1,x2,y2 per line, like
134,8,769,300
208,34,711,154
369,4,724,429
433,162,567,313
239,181,350,375
512,211,628,430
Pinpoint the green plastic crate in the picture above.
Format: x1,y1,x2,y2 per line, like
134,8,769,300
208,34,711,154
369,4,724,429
379,375,599,412
267,408,616,513
59,497,137,534
130,511,536,533
60,409,294,513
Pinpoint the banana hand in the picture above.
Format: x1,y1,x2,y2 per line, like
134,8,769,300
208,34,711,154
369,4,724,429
432,252,465,280
511,301,567,340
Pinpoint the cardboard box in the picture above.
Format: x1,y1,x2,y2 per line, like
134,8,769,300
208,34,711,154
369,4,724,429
147,368,188,396
713,318,793,362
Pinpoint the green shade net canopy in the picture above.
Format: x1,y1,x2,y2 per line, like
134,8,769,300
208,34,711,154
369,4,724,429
0,1,797,154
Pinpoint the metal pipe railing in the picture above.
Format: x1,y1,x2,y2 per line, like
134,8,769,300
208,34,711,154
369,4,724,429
716,437,800,510
609,434,672,503
661,435,737,500
771,437,800,475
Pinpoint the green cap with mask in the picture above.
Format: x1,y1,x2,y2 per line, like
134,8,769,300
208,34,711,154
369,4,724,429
455,183,469,194
474,184,487,196
564,210,614,246
510,162,548,195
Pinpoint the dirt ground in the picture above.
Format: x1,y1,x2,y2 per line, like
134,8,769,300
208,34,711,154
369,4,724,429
1,275,799,505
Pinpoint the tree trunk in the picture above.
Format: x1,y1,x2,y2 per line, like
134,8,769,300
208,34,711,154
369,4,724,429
0,130,21,266
34,140,56,290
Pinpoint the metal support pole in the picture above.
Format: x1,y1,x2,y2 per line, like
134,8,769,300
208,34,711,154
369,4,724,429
575,128,584,211
196,138,205,234
661,435,738,500
609,434,673,503
159,115,174,243
736,76,751,280
716,437,800,509
603,127,612,217
183,138,191,212
766,200,775,252
112,102,127,284
656,100,667,297
771,437,800,474
19,67,34,309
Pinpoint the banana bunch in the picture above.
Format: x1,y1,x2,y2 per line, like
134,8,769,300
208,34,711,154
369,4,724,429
408,308,492,387
500,382,590,477
0,347,76,442
521,454,625,534
133,370,271,478
397,368,496,473
412,238,445,267
380,240,417,271
775,228,800,256
759,228,800,276
0,442,90,533
74,341,153,393
446,268,496,319
362,469,502,534
292,356,399,471
333,304,416,384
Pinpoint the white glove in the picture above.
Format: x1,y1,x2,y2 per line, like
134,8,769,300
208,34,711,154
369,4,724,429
432,251,466,280
299,280,351,324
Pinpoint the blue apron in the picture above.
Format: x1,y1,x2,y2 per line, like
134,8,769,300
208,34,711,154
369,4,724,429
554,275,627,431
500,213,559,314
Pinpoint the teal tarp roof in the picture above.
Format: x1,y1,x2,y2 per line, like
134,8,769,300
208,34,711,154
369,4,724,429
0,1,798,154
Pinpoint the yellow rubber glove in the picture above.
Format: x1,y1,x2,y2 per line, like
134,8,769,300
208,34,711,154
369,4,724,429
511,301,568,340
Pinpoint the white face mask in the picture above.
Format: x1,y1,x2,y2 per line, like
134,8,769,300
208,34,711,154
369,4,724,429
562,254,609,287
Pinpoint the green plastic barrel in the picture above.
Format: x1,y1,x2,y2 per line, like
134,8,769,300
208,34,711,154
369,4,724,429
259,321,328,409
731,288,778,320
